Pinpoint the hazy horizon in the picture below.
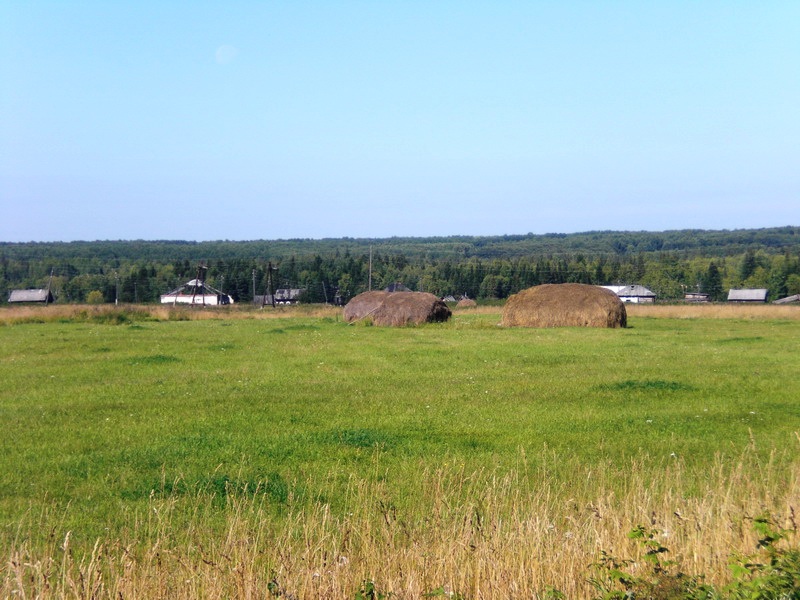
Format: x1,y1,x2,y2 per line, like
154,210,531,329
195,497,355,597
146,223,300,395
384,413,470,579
4,224,799,246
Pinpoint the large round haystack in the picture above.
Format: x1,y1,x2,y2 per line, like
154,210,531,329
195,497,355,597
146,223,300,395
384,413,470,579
502,283,627,328
456,298,477,308
343,291,452,326
342,291,389,322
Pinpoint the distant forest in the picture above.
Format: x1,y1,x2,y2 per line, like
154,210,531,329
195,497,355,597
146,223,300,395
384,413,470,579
2,227,800,304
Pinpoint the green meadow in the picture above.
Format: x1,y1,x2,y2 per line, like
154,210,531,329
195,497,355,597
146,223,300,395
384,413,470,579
1,307,800,597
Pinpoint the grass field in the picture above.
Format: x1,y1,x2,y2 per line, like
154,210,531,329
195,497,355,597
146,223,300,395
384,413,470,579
1,303,799,598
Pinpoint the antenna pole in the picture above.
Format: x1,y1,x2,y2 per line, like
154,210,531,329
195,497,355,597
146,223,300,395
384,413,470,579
192,263,208,307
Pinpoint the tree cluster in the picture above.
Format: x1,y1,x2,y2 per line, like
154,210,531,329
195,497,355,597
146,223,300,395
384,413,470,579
2,228,800,304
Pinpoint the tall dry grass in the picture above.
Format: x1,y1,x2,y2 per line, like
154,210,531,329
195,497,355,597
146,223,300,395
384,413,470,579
3,300,795,326
0,303,342,325
626,302,800,320
4,445,799,599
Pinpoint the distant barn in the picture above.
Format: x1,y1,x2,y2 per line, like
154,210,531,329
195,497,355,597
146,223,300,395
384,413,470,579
684,292,710,303
601,285,656,304
8,289,55,304
727,289,768,303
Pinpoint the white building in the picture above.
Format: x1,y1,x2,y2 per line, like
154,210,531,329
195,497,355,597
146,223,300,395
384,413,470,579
600,285,656,304
160,279,233,306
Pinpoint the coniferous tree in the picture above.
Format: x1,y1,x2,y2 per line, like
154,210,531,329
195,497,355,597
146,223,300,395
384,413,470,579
703,262,724,301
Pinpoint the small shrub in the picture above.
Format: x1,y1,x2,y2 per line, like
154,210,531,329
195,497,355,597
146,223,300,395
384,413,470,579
425,587,466,599
724,514,800,599
589,525,712,600
86,290,104,304
589,517,800,600
355,580,391,599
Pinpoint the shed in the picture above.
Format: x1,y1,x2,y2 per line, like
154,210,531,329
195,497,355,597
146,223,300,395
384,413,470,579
601,285,656,304
727,289,768,303
8,289,55,304
254,288,304,306
684,292,710,303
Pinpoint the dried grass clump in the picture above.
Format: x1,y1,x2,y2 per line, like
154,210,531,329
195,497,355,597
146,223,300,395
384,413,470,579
343,291,451,326
455,298,477,309
502,283,627,328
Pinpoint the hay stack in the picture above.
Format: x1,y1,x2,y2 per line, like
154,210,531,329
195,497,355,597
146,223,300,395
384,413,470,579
343,291,452,326
502,283,627,328
342,291,389,322
456,298,477,308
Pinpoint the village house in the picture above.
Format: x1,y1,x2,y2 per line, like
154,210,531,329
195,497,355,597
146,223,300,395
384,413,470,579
600,285,656,304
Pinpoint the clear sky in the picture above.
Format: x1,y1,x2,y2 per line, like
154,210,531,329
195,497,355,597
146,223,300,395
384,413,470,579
2,1,799,242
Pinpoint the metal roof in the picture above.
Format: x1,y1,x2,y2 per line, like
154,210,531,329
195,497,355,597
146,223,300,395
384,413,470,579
601,285,656,297
727,288,768,302
160,278,233,305
8,289,54,303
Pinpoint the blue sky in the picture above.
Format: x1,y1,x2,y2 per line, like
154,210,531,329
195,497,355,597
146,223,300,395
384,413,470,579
2,1,799,242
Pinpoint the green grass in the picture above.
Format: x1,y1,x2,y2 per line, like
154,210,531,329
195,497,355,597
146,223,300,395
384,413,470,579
1,311,799,551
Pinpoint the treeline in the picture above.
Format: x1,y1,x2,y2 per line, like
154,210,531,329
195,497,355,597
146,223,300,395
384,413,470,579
2,227,800,304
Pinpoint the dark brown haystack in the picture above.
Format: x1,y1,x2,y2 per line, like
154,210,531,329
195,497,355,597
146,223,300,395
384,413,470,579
502,283,627,328
343,291,452,326
456,298,477,308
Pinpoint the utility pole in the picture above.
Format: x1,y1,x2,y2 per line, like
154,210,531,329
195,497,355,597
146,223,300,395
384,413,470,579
265,262,277,308
191,263,207,307
252,269,256,304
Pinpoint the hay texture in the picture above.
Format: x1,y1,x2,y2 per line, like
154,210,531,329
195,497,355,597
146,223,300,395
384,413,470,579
502,283,627,328
343,291,452,326
456,298,477,308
